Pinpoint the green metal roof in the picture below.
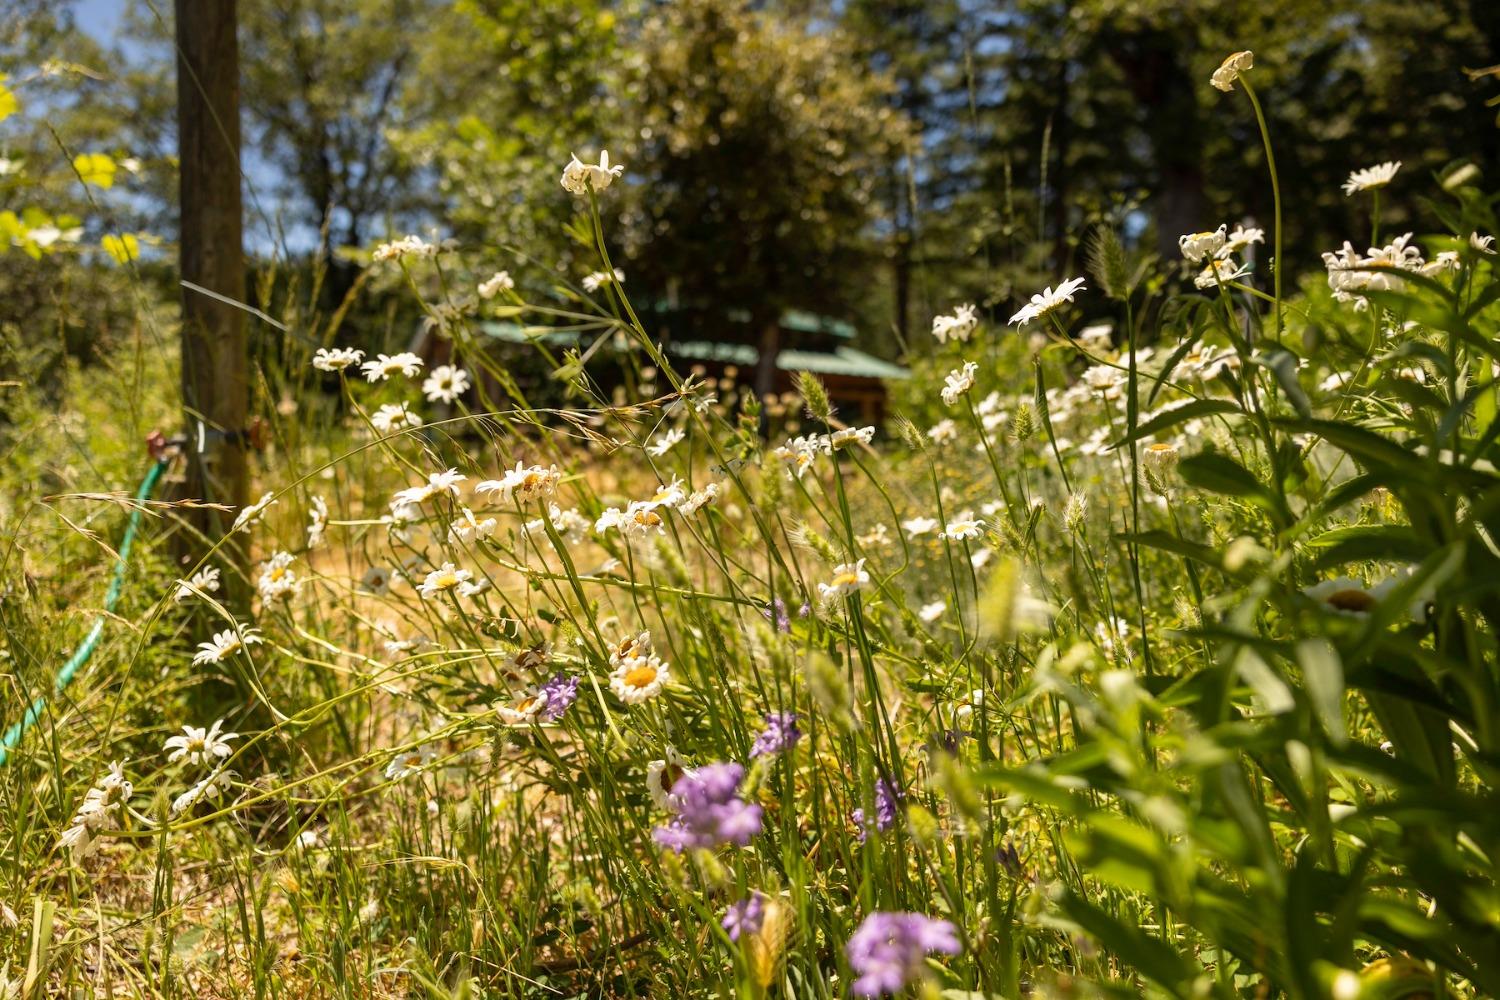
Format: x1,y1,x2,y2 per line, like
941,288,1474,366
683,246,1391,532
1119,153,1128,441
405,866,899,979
476,321,908,381
670,341,909,380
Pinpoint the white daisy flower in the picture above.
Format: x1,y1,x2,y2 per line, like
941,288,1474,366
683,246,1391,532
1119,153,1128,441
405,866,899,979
643,478,688,510
475,462,561,506
941,361,979,406
163,718,239,766
610,654,669,704
172,565,221,604
232,491,277,533
421,365,471,404
1178,224,1227,263
1470,232,1496,255
170,767,237,815
1210,50,1254,92
59,761,133,858
1342,161,1401,196
678,483,722,516
360,351,425,382
193,627,264,666
478,270,515,298
1007,276,1087,327
931,303,979,343
902,516,940,537
371,402,423,434
609,630,654,668
648,427,685,457
928,419,958,444
419,562,473,598
393,468,466,507
830,426,875,449
311,347,364,372
496,689,546,725
372,235,437,262
385,747,435,780
1220,225,1265,256
257,551,300,601
942,511,984,541
560,150,624,195
582,267,624,293
306,496,328,548
918,600,947,624
1194,257,1252,289
595,501,667,536
360,565,393,596
646,747,691,811
817,559,869,605
1076,323,1113,352
448,506,497,544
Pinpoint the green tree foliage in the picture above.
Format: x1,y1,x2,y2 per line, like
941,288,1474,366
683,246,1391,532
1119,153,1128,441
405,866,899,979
615,0,909,395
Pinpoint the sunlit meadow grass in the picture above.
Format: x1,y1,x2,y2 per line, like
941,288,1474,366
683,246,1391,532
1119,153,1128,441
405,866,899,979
4,56,1500,1000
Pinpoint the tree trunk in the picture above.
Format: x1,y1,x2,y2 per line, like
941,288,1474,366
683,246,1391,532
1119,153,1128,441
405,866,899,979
754,316,781,425
176,0,249,607
1109,30,1208,261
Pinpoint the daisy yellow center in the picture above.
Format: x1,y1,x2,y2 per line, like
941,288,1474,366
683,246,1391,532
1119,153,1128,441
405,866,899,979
623,665,658,689
515,695,541,713
633,510,662,527
269,566,287,581
1325,588,1377,612
832,571,861,588
434,572,459,589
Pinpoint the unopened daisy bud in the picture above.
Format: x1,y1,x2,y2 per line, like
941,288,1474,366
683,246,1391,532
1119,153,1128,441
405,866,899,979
1063,491,1088,534
1141,441,1180,494
796,370,831,422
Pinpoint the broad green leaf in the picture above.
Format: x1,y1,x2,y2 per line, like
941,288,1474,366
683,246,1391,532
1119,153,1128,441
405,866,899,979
1296,637,1345,744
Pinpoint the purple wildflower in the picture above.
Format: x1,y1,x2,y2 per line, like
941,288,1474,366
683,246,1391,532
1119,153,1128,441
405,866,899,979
538,674,579,720
750,712,801,758
761,598,791,633
853,775,903,842
722,891,766,942
652,762,763,853
845,911,961,997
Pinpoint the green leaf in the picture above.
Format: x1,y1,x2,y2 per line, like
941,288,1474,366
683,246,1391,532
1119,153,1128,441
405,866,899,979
1107,399,1241,451
1255,349,1311,419
1057,891,1196,998
1296,637,1346,744
1305,524,1427,571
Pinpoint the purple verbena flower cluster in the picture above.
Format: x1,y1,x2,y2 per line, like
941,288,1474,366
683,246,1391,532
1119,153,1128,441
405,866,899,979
721,891,766,941
750,711,801,758
853,775,903,841
652,762,762,853
845,911,961,997
538,674,579,720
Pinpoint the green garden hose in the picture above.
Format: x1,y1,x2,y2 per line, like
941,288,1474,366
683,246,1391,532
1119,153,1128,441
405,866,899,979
0,458,168,767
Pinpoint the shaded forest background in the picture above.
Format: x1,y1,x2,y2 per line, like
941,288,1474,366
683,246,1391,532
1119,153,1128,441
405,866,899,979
3,0,1498,384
